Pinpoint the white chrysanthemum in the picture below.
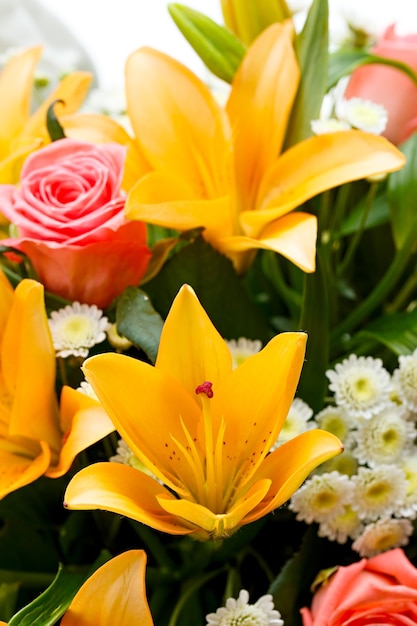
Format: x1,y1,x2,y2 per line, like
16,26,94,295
397,455,417,518
319,450,359,477
351,465,408,520
352,404,416,467
49,302,109,358
271,398,314,449
289,472,353,524
326,354,392,418
315,405,353,444
311,118,351,134
76,381,98,401
352,518,413,557
336,98,388,134
206,589,283,626
226,338,262,369
393,350,417,412
318,504,363,544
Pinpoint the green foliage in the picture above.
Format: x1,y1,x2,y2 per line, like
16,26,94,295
168,4,246,82
46,101,66,142
388,133,417,250
355,308,417,356
328,49,417,89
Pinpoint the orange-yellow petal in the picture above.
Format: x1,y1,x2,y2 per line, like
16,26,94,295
0,46,42,158
0,442,51,499
2,280,60,449
82,352,201,495
46,386,116,479
226,22,299,212
125,47,231,197
212,332,306,488
62,550,153,626
62,113,151,191
218,211,318,272
64,462,193,536
243,131,406,236
156,285,233,397
242,429,343,525
126,172,234,238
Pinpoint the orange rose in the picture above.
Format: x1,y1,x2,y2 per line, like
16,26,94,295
301,549,417,625
346,25,417,145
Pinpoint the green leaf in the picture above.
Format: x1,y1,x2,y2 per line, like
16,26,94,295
284,0,329,147
354,308,417,356
144,236,272,344
116,287,164,364
46,100,66,142
168,4,246,83
328,50,417,89
339,192,390,237
297,251,329,411
387,133,417,250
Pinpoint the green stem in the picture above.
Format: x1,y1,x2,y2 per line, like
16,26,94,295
386,268,417,313
167,568,224,626
261,252,301,318
331,229,417,348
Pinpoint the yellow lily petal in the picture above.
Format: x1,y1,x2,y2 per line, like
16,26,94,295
125,47,231,197
0,46,42,158
157,478,271,539
46,386,116,479
0,442,51,499
242,131,406,236
156,285,233,397
62,550,153,626
19,71,92,142
226,22,299,212
0,271,13,346
82,352,201,495
243,429,343,524
212,332,306,489
218,212,317,273
0,137,43,184
2,280,60,450
126,172,234,238
64,462,194,536
62,113,151,191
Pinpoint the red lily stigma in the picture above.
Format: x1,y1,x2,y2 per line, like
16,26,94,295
195,381,214,398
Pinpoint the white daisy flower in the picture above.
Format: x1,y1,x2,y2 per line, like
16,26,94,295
352,518,413,557
49,302,109,358
392,349,417,412
311,118,351,135
397,455,417,518
351,465,408,520
318,504,363,544
315,405,353,444
326,354,392,418
289,472,353,524
336,97,388,135
352,404,416,467
319,450,359,477
110,438,156,478
226,337,262,369
206,589,283,626
271,398,314,449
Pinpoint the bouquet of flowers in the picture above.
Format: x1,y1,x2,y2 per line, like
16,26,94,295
1,0,417,624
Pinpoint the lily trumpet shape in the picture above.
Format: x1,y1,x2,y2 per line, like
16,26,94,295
125,23,405,273
0,271,114,498
0,46,91,185
64,285,342,541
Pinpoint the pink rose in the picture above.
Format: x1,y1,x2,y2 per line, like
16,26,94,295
301,548,417,625
0,138,150,308
345,25,417,145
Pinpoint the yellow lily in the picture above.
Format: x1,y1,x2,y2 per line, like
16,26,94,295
64,285,341,541
0,550,153,626
0,46,92,184
61,550,153,626
0,271,114,498
125,23,405,273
